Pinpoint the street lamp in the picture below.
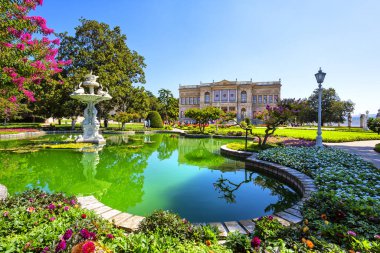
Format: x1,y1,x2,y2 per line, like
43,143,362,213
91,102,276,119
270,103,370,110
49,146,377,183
315,67,326,147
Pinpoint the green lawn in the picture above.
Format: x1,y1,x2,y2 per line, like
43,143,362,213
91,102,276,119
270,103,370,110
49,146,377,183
199,125,380,142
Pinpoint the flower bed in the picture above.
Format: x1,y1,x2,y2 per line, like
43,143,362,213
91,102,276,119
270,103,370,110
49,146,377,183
0,128,39,134
0,190,232,252
256,147,380,251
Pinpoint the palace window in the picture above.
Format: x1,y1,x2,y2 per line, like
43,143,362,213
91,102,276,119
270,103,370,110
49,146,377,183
185,97,189,105
189,97,193,105
268,95,273,104
229,90,236,102
214,90,220,102
274,95,278,102
205,92,210,103
181,98,185,105
258,95,262,104
241,108,246,118
221,90,228,102
241,91,247,103
253,95,257,104
263,95,267,104
180,111,184,118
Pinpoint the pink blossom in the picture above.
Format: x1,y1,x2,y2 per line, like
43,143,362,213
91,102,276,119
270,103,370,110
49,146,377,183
51,38,60,45
12,77,25,88
23,89,36,102
9,96,17,103
63,206,70,211
16,43,25,50
30,60,46,70
3,43,13,48
53,67,63,73
36,0,44,5
49,216,56,222
16,5,27,12
10,72,18,78
42,37,50,44
21,33,32,41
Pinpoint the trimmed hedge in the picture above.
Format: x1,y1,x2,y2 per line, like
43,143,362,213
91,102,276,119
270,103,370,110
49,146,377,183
375,143,380,153
147,111,163,128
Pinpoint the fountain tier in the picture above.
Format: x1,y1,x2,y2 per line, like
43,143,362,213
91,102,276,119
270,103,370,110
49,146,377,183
70,72,112,144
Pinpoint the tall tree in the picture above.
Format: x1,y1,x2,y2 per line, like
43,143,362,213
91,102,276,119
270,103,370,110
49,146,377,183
157,89,178,122
57,19,146,123
307,88,354,125
185,107,223,133
0,0,70,123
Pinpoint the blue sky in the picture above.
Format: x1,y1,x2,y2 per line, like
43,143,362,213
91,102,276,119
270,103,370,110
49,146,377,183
33,0,380,115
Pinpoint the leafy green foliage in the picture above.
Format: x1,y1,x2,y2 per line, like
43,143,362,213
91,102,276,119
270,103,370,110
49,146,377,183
185,106,223,133
375,143,380,153
307,88,355,124
258,147,380,245
113,112,140,129
224,231,251,253
254,216,284,240
57,18,146,121
367,118,380,135
147,111,164,128
157,89,179,122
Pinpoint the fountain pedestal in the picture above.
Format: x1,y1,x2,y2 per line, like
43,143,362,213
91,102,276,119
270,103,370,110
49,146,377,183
70,72,112,144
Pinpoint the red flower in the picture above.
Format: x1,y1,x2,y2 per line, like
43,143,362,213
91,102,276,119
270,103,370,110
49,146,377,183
82,241,95,253
81,213,87,219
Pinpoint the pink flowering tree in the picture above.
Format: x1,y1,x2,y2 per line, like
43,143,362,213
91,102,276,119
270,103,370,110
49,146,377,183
255,104,296,146
0,0,71,123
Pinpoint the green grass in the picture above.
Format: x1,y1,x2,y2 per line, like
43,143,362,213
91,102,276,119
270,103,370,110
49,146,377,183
226,142,277,152
202,125,380,143
0,123,41,129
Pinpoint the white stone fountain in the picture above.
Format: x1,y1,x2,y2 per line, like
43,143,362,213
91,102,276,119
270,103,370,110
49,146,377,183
70,72,112,144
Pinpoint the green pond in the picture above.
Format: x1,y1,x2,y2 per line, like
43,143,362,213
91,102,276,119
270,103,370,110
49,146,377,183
0,133,300,222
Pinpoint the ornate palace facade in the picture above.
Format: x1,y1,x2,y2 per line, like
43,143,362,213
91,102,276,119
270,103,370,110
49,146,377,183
178,79,281,122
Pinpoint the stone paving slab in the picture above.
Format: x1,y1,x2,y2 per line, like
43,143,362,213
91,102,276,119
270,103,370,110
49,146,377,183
83,202,104,210
275,211,303,224
93,205,113,215
118,215,145,231
111,212,134,225
100,209,121,220
283,208,303,218
224,221,247,234
208,222,228,237
272,215,291,226
239,220,255,235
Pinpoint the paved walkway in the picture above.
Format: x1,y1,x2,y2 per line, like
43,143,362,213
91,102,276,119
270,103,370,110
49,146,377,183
325,140,380,169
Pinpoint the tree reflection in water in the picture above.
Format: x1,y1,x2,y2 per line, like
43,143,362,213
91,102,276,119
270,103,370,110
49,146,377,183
213,171,300,213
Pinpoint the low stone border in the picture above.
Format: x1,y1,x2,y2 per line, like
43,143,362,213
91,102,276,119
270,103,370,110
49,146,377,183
216,145,317,235
220,144,253,158
0,131,45,140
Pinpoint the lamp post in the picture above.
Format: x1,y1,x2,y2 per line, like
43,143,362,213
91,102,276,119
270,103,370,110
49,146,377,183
315,67,326,147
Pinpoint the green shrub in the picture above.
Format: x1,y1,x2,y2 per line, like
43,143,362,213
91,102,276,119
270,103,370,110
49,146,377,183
224,231,251,253
375,143,380,153
147,111,163,128
137,210,194,241
254,216,285,240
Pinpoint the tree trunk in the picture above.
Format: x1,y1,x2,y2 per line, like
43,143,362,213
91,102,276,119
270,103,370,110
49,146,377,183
58,118,62,125
104,117,108,128
71,117,77,130
122,122,126,130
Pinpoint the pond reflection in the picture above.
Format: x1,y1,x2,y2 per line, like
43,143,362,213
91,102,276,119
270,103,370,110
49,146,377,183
0,134,300,222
